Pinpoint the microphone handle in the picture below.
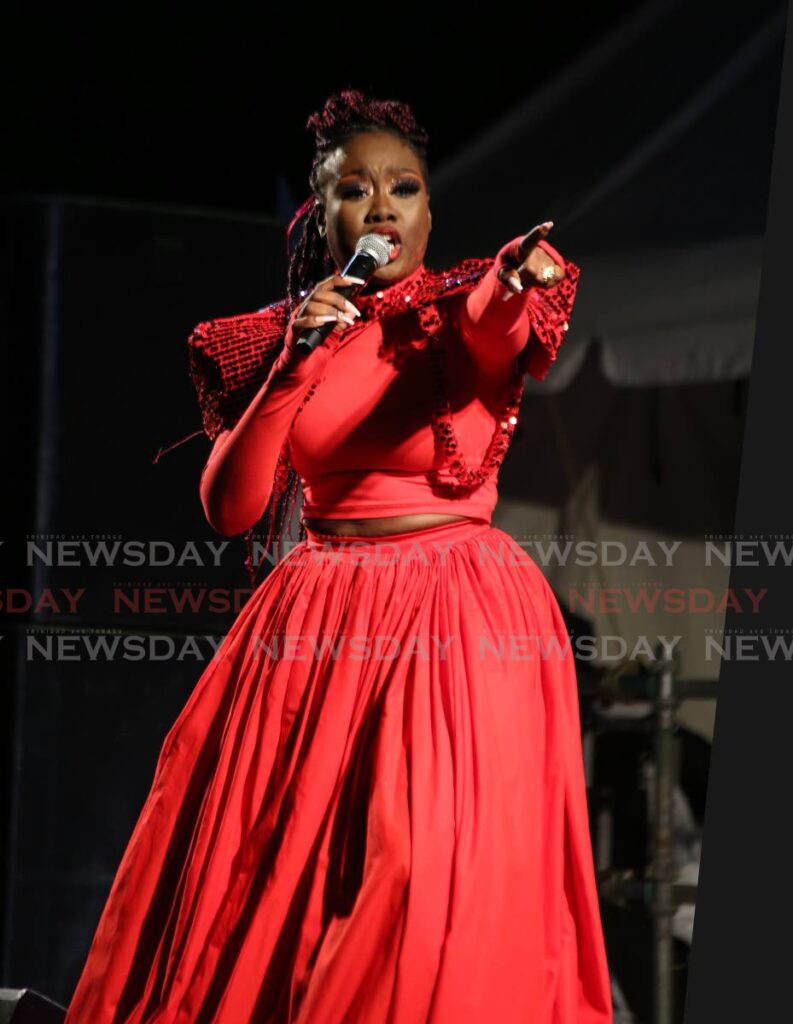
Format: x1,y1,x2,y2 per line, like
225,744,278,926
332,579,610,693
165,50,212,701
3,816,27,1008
295,282,361,354
294,250,381,354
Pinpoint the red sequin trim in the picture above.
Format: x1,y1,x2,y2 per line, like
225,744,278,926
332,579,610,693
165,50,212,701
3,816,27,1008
417,303,524,493
185,249,581,580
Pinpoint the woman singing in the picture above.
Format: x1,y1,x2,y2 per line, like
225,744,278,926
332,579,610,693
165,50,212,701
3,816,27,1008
66,89,612,1023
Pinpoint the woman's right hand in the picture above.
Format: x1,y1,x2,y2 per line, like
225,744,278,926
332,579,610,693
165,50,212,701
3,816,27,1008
271,273,364,384
293,272,363,335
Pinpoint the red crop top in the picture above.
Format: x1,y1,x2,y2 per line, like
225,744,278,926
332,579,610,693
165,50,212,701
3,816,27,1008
190,237,579,537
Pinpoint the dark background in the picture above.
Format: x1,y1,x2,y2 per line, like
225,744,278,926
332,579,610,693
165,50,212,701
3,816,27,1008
2,4,645,215
0,3,788,1019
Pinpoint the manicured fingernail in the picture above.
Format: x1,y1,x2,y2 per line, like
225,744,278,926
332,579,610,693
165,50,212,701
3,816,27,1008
345,300,361,317
338,312,355,326
344,276,366,285
316,315,337,323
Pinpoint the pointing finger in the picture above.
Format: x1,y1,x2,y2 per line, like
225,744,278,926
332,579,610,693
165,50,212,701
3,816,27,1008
519,220,554,260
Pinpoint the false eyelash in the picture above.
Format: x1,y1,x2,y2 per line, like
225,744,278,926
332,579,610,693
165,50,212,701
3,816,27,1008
340,179,422,199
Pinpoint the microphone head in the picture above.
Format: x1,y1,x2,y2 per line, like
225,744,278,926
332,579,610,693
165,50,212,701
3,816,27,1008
354,233,393,268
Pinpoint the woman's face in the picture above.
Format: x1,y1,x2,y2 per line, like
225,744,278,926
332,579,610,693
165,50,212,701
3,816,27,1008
319,131,432,290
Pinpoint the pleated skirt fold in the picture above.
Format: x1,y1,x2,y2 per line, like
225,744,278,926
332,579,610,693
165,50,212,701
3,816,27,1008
66,517,612,1024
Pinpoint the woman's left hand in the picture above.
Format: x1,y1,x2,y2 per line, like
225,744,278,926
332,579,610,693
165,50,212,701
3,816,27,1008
497,221,565,297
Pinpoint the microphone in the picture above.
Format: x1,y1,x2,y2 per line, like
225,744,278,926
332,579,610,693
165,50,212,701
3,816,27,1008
295,233,393,354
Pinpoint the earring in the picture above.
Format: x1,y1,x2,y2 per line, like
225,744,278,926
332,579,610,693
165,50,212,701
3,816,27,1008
318,222,326,238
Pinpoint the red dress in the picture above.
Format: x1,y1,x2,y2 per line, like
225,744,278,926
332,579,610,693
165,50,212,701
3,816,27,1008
65,239,613,1023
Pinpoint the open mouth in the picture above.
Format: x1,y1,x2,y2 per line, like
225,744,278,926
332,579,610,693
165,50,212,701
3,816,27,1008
371,231,401,261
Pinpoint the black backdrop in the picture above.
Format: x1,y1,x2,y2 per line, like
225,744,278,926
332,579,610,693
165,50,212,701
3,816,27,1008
0,198,288,1001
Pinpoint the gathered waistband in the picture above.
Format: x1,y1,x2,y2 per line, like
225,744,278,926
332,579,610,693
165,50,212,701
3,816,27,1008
303,516,492,554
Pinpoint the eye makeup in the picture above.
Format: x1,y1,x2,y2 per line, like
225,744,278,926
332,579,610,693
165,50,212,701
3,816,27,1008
338,177,423,199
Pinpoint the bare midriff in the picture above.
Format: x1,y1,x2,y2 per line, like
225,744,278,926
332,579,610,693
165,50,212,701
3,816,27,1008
303,513,472,537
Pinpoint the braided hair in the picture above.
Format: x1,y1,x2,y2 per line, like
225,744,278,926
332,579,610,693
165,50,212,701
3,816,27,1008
247,90,430,585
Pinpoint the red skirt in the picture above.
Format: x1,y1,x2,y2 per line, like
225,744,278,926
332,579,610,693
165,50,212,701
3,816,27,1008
66,517,612,1023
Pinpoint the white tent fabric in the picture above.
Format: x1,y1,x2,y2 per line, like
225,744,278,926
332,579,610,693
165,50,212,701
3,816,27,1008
525,236,762,391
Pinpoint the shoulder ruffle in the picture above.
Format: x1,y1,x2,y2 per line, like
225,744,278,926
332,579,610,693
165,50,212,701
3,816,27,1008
187,300,291,441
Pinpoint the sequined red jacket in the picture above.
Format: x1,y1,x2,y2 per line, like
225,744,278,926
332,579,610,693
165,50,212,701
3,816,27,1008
188,237,579,535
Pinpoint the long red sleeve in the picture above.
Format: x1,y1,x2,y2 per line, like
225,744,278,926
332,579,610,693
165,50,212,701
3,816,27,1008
453,236,580,380
199,307,341,537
